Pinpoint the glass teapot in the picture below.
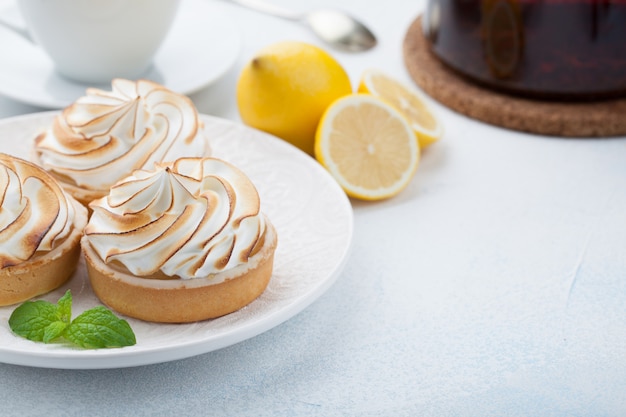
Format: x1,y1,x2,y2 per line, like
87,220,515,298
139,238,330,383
423,0,626,100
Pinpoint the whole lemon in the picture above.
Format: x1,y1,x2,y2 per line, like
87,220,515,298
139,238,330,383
237,41,352,155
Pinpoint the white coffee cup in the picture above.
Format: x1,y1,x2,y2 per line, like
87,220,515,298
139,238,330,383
16,0,181,84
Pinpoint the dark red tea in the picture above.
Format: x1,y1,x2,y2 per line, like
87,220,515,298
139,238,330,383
423,0,626,100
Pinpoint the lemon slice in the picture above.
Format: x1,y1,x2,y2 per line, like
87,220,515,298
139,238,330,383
358,69,443,148
315,94,420,200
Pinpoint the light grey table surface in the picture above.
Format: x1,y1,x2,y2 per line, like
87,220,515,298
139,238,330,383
0,0,625,416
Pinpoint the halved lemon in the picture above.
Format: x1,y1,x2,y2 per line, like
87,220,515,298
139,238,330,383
358,69,443,148
315,94,420,201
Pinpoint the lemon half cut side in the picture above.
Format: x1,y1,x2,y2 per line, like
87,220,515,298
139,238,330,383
358,69,443,149
315,94,420,201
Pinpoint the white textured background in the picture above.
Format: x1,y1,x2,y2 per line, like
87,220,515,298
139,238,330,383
0,0,625,416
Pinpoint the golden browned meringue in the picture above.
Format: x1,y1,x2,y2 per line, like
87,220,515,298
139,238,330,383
81,157,277,323
34,79,210,206
0,153,88,306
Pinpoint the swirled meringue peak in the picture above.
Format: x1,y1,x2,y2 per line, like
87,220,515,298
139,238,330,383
34,79,210,199
0,153,77,268
85,157,267,280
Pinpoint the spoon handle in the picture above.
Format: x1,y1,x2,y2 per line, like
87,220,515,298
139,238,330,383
0,18,32,43
224,0,304,21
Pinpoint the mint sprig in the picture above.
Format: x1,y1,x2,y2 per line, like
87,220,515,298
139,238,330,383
9,290,136,349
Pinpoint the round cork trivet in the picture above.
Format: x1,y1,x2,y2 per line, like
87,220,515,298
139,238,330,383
403,16,626,137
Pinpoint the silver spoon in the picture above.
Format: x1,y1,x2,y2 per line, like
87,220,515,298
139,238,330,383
0,17,32,43
224,0,377,52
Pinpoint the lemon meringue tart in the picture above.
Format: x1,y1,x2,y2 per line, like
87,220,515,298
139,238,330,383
0,153,88,306
81,157,278,323
34,79,210,206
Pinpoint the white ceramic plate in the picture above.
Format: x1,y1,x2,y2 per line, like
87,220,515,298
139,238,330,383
0,112,353,369
0,0,241,108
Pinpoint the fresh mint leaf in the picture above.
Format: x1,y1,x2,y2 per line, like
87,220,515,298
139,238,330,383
43,320,68,343
8,291,136,349
57,290,72,323
64,306,136,349
8,300,63,342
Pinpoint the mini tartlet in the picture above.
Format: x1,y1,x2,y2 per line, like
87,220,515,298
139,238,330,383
34,79,210,206
0,153,87,306
81,157,278,323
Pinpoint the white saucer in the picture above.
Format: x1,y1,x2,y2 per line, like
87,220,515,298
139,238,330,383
0,0,242,108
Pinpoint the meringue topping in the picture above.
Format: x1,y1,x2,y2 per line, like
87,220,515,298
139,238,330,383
85,157,267,280
0,154,77,268
34,79,209,195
